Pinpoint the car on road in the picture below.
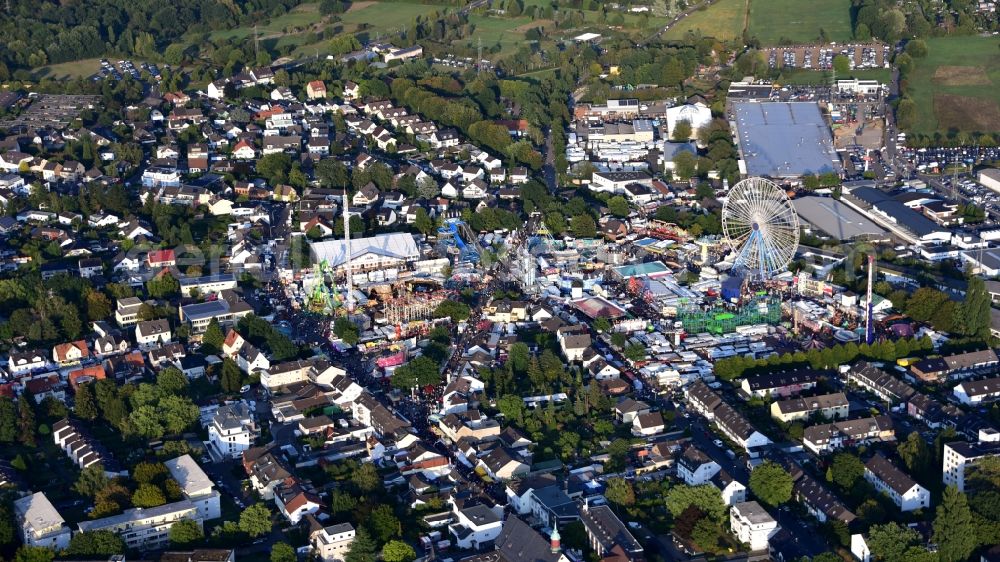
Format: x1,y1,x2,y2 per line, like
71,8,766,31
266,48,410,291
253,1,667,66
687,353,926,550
240,385,251,393
712,439,723,448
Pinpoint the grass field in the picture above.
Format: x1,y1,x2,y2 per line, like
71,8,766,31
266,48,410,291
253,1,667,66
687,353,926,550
36,58,104,80
340,2,444,32
662,0,746,42
747,0,852,44
904,36,1000,134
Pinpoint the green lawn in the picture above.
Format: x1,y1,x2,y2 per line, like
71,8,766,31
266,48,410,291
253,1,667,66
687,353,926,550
747,0,852,45
662,0,746,42
903,35,1000,135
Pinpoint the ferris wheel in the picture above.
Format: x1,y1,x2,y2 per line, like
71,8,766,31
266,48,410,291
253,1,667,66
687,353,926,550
722,177,800,279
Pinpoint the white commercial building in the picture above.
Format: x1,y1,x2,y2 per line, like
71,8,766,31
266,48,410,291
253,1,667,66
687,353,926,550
309,232,420,274
730,501,778,552
163,454,222,520
978,168,1000,194
14,492,72,550
665,102,712,140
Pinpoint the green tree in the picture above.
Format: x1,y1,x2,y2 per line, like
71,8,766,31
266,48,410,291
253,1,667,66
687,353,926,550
345,528,378,562
13,546,56,562
74,464,110,497
132,483,167,508
508,342,530,373
65,530,126,557
368,504,400,543
381,540,417,562
391,356,441,390
749,461,793,507
828,452,865,490
666,484,727,523
168,518,204,546
897,431,931,477
0,501,14,547
832,54,851,75
333,317,360,345
201,318,225,352
271,542,297,562
0,397,17,441
607,196,630,217
671,119,693,142
239,503,272,538
933,486,977,562
605,477,636,507
497,394,526,425
433,299,471,322
571,214,597,238
17,396,36,447
623,344,647,362
220,358,243,394
958,276,991,340
147,272,180,298
867,522,936,562
156,367,188,395
414,208,435,236
351,462,381,493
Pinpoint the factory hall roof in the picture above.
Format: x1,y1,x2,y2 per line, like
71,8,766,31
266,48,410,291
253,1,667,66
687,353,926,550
733,102,842,178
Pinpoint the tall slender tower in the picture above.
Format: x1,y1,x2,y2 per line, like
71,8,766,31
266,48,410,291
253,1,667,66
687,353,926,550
342,191,355,313
865,254,875,344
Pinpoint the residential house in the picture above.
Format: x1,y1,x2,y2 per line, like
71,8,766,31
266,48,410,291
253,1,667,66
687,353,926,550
632,412,665,437
448,503,503,550
478,446,529,481
793,471,856,525
53,340,89,367
864,454,930,512
802,415,895,455
274,478,323,524
115,297,143,327
135,319,172,349
677,445,721,486
770,392,849,423
9,349,47,375
740,369,826,399
685,380,723,420
714,402,772,457
954,376,1000,405
580,503,644,561
310,521,355,562
848,362,916,404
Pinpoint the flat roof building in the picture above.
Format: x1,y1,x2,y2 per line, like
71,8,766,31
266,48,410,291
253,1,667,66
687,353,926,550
733,102,842,178
14,492,71,550
793,196,887,240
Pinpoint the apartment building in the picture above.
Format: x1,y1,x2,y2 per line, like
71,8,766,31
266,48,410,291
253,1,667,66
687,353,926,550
942,438,1000,492
310,521,355,562
730,501,779,552
163,454,222,520
770,392,849,423
802,416,895,455
13,492,72,550
864,454,930,512
207,402,258,461
76,499,201,550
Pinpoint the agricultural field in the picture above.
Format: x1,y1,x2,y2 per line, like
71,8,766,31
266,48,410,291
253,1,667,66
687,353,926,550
662,0,746,42
339,1,446,32
35,58,104,80
903,36,1000,134
464,15,543,55
746,0,852,45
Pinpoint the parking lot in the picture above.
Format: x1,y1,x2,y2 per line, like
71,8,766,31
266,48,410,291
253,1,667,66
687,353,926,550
93,58,164,82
